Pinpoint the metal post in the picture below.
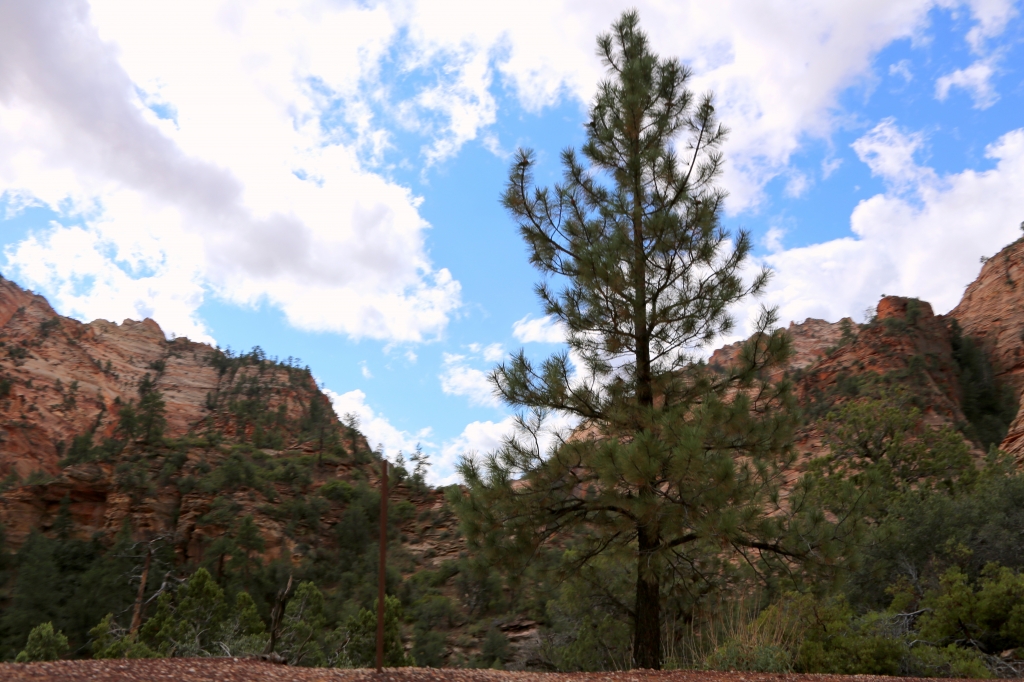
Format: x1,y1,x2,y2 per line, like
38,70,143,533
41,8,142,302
376,458,388,672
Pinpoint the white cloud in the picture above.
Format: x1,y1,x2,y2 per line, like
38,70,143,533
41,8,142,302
439,353,500,408
1,0,1017,341
822,157,844,179
850,118,936,192
935,57,1000,109
963,0,1018,51
736,123,1024,334
360,361,373,379
4,209,210,342
434,416,517,485
889,59,914,82
512,314,565,344
410,0,1015,209
481,343,505,363
326,388,433,459
436,410,580,486
784,172,811,198
0,0,460,343
764,226,786,254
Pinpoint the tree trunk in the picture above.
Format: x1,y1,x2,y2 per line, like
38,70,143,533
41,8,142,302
263,574,294,655
128,546,152,635
633,524,661,669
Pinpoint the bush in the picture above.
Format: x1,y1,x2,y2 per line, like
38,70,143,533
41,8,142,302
701,596,806,673
319,480,352,504
918,564,1024,656
412,627,446,667
15,622,68,662
477,627,511,668
344,595,410,667
707,641,792,673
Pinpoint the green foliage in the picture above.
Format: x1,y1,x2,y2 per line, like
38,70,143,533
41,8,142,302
949,320,1018,450
809,392,977,529
412,627,446,667
89,614,159,659
134,568,268,657
0,528,139,660
791,597,905,675
696,591,994,678
476,627,510,668
137,374,166,444
538,556,633,671
63,432,96,465
457,9,839,671
38,317,61,338
0,532,67,658
276,581,344,666
453,557,504,618
790,594,993,678
707,641,792,673
918,564,1024,655
319,479,352,504
845,462,1024,610
344,595,410,667
14,622,68,662
117,402,139,441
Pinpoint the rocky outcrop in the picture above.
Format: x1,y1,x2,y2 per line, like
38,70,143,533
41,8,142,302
0,274,398,562
709,316,856,380
798,297,966,423
948,239,1024,458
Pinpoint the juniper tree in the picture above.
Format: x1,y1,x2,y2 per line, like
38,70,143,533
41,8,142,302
454,11,833,670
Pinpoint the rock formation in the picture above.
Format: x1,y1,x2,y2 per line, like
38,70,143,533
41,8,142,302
0,274,464,569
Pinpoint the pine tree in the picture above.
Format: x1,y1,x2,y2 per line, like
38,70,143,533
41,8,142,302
136,374,166,444
454,11,830,670
0,532,61,658
344,595,409,667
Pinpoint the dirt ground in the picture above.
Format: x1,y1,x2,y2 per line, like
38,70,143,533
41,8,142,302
0,660,990,682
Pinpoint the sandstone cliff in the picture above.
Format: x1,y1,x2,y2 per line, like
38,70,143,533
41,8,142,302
0,274,463,571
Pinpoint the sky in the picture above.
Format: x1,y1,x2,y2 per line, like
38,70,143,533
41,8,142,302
1,0,1023,484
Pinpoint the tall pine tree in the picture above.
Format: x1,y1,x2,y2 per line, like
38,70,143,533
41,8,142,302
454,11,832,670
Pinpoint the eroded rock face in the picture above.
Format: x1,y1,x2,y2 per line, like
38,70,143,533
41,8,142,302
950,240,1024,389
799,296,965,424
0,277,225,479
709,317,856,381
948,239,1024,458
0,275,392,562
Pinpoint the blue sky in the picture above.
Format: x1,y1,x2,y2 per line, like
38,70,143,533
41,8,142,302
2,0,1023,483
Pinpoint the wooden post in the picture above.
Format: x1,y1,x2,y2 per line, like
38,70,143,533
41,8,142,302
376,458,388,672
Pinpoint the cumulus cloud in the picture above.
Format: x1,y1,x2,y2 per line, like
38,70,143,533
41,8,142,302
2,0,1017,342
439,353,500,408
850,118,936,192
935,57,1000,109
512,314,566,344
387,0,1016,210
4,207,211,342
434,417,517,485
326,388,433,459
435,410,580,485
0,0,460,342
735,121,1024,334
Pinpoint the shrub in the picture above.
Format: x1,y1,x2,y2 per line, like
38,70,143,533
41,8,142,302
344,595,410,667
319,479,352,504
15,622,68,662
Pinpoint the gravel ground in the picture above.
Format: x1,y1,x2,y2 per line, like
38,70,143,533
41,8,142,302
0,660,990,682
